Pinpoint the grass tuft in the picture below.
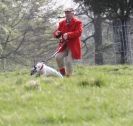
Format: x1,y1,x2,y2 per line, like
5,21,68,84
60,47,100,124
78,77,105,87
15,77,24,85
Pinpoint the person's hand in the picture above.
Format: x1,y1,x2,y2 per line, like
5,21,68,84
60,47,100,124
55,30,62,37
63,33,68,40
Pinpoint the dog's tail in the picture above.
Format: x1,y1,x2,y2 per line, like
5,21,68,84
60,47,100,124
51,69,63,78
55,71,63,78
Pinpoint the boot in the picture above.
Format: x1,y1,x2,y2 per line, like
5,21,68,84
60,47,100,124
59,67,65,76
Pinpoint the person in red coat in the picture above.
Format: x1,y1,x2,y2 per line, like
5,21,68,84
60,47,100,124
53,8,83,76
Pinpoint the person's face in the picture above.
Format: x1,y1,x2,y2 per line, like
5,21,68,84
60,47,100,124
65,11,74,20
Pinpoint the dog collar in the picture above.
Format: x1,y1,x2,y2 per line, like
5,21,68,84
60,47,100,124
40,64,44,71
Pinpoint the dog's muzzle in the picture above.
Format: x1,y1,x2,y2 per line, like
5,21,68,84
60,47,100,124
30,66,37,75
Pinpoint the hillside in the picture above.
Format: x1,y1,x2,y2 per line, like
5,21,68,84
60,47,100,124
0,65,133,126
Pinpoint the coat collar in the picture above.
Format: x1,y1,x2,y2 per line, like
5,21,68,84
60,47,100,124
65,17,76,26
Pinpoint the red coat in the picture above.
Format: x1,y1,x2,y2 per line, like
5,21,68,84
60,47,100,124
54,17,83,59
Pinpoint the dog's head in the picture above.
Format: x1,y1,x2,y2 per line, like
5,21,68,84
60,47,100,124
30,65,37,75
30,62,44,76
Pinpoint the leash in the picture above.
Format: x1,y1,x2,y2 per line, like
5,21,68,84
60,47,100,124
42,41,66,63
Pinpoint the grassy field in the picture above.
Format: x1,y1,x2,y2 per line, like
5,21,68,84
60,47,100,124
0,65,133,126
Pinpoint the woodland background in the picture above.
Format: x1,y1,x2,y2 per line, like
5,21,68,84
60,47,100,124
0,0,133,71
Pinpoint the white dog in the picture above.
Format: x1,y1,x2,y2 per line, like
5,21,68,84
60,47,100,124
30,62,63,78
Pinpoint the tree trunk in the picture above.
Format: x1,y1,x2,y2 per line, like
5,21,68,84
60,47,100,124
93,14,103,65
113,19,129,64
120,19,128,64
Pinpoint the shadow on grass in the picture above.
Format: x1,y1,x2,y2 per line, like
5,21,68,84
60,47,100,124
36,115,76,125
78,78,106,87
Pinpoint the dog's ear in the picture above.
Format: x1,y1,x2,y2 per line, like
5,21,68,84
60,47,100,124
34,65,36,69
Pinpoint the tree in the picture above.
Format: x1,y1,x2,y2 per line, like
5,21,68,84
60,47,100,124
75,1,104,64
74,0,133,64
0,0,62,70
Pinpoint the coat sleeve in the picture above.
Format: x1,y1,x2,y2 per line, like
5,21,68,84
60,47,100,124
53,21,62,38
67,21,83,39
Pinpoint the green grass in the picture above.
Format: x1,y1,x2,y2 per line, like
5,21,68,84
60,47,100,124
0,65,133,126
